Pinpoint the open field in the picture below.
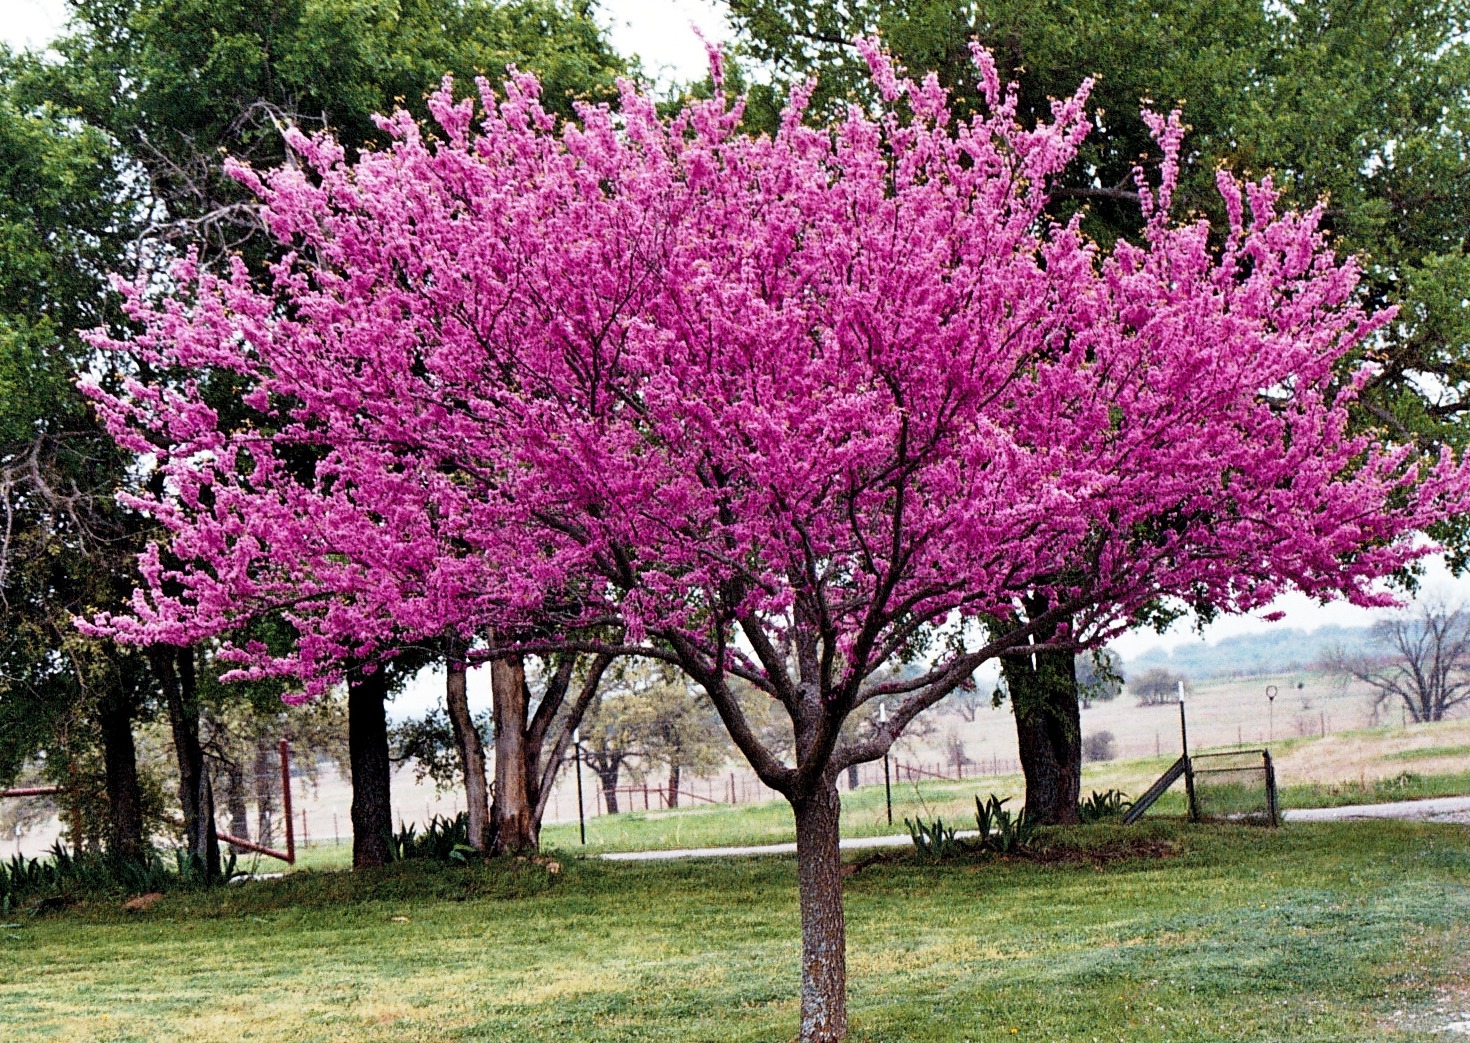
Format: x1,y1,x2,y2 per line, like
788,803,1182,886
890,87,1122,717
5,821,1470,1042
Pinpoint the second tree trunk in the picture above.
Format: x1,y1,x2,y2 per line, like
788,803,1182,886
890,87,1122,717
1004,642,1082,826
445,653,491,850
490,654,536,853
348,667,395,868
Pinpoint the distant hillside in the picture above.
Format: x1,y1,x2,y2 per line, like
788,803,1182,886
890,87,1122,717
1123,624,1389,679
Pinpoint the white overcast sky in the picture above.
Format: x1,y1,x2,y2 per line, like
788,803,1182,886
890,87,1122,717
6,0,1467,674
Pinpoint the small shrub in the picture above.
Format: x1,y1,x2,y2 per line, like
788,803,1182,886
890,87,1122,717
1373,771,1422,796
394,812,479,863
1078,788,1132,823
1082,731,1117,762
904,816,961,861
974,794,1035,853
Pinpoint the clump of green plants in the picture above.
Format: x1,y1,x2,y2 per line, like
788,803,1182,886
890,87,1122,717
393,812,479,863
0,843,236,915
1375,771,1423,796
904,815,962,861
975,794,1035,853
1078,788,1133,823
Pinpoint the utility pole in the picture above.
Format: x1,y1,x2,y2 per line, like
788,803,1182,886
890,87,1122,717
879,702,892,827
573,729,586,846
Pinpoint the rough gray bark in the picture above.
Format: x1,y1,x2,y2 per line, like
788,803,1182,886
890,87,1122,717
445,650,491,850
348,667,394,868
792,781,846,1043
222,756,250,847
490,654,536,853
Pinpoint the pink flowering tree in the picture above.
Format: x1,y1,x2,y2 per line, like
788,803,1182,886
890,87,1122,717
87,44,1468,1042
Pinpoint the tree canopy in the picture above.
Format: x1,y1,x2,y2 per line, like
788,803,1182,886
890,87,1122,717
83,45,1470,1039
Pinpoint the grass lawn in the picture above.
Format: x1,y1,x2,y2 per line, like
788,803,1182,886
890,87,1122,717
4,820,1469,1042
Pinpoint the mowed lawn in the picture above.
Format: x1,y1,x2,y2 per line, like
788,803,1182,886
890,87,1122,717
4,821,1470,1042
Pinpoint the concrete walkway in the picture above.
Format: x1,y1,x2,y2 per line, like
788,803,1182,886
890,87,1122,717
1283,795,1470,823
600,797,1470,862
601,830,979,862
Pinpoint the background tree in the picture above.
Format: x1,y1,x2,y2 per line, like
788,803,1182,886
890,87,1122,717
28,0,627,260
0,47,154,863
1131,667,1190,707
615,661,727,808
3,0,628,869
1077,649,1124,709
1331,602,1470,723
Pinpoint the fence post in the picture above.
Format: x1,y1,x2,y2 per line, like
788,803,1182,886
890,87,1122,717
1263,750,1280,827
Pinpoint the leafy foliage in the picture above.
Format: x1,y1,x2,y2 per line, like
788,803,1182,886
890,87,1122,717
1077,788,1133,823
723,0,1470,519
392,812,479,864
904,815,961,861
1081,732,1117,763
974,794,1036,854
0,842,237,916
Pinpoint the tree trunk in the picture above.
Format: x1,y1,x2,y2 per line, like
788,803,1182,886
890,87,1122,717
348,667,395,868
97,686,145,864
1004,619,1082,826
792,781,847,1043
667,762,680,808
490,654,536,853
846,764,860,791
223,757,250,849
596,763,620,814
445,653,491,850
253,737,277,846
153,645,219,877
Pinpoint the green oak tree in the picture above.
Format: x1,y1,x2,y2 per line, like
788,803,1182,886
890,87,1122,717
3,0,627,869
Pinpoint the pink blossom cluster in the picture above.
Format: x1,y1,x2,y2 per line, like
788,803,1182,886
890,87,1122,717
84,43,1468,705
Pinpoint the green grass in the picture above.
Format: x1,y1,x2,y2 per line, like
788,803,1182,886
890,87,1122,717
1279,770,1470,809
1386,744,1470,762
3,821,1468,1041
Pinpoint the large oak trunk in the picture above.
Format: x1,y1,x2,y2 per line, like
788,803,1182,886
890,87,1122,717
792,782,847,1043
97,686,145,864
490,654,536,853
153,645,219,877
348,667,395,868
1005,643,1082,826
445,654,491,850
